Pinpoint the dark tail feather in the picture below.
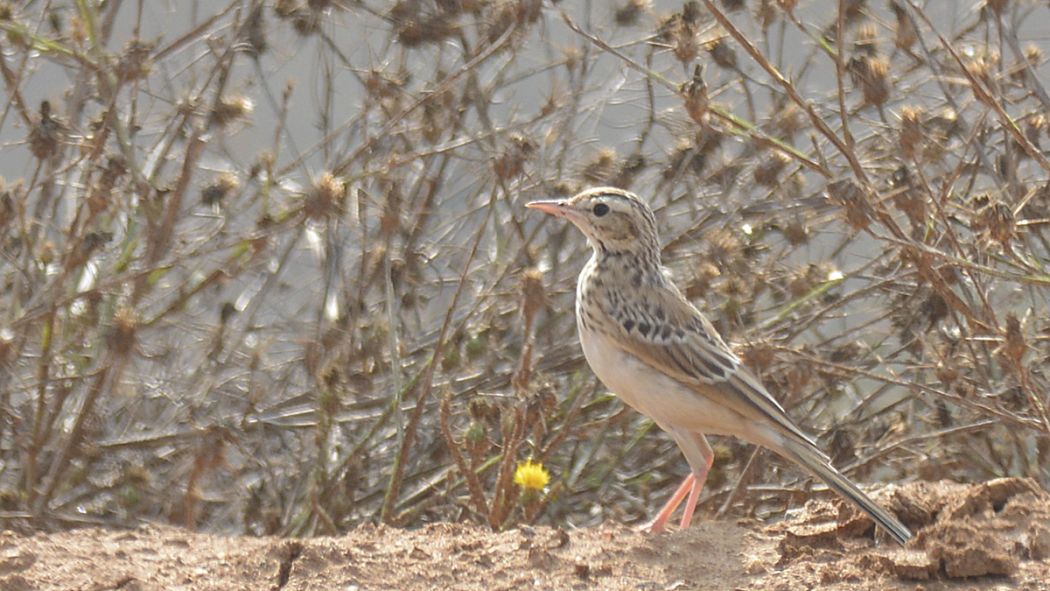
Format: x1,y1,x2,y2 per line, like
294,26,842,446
779,440,912,545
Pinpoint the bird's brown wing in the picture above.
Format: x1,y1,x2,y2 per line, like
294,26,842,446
599,281,823,453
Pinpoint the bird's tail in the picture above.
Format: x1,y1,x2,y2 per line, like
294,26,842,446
777,439,912,545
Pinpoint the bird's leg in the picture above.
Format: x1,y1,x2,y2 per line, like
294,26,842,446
643,473,695,533
678,435,713,529
644,430,714,533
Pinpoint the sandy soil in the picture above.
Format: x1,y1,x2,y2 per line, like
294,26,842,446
2,478,1049,591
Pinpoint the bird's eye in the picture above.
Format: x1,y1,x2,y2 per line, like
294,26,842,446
592,203,609,217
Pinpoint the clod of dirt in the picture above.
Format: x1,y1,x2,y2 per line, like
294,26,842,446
908,477,1047,579
1027,523,1050,560
923,522,1017,578
3,480,1050,590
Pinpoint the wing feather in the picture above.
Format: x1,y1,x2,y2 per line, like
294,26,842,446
600,281,821,452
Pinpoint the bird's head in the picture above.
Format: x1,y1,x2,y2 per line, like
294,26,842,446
526,187,660,260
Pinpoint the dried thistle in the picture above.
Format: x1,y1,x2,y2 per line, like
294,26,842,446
464,421,490,464
202,173,240,206
685,261,721,299
843,0,866,23
274,0,300,18
827,179,871,231
1024,43,1043,67
421,87,455,144
658,3,702,65
0,326,13,367
210,95,254,128
976,198,1015,250
848,54,891,106
740,341,775,375
520,267,547,330
681,65,708,124
89,155,128,215
830,341,862,364
581,148,619,185
38,240,56,266
772,103,804,139
398,12,458,47
108,307,139,356
986,0,1008,16
963,47,999,92
921,292,948,327
493,135,536,181
664,137,708,179
304,172,347,220
613,153,646,188
898,105,923,159
853,22,878,56
116,38,155,81
28,101,65,161
615,0,650,26
922,108,958,161
935,359,959,387
891,165,925,227
755,0,778,29
1026,114,1047,149
485,1,517,45
782,217,810,246
753,151,790,187
706,37,737,70
1002,313,1026,363
889,1,916,51
0,182,15,230
706,227,742,264
787,264,824,297
1010,44,1043,81
291,7,321,35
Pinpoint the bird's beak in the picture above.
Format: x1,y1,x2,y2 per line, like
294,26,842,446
525,199,570,217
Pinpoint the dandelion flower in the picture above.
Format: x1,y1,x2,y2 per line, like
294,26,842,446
513,458,550,491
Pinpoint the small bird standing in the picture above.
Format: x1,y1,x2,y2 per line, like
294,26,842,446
527,187,911,545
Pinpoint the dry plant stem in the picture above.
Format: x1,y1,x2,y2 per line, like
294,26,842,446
903,2,1050,174
380,191,497,524
993,15,1050,111
488,405,527,530
833,0,855,154
718,446,762,518
327,24,518,178
35,352,130,515
143,130,205,271
851,420,998,471
0,50,33,126
25,308,58,506
1004,356,1050,440
788,348,1041,433
539,382,591,463
440,390,490,517
384,241,405,444
558,11,827,177
701,0,866,184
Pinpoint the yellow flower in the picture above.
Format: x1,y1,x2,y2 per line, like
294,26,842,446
513,458,550,491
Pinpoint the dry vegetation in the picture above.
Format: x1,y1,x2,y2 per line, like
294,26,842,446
1,0,1049,545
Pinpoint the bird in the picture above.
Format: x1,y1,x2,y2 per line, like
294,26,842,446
526,187,912,545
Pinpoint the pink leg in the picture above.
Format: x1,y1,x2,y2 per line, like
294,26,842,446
644,473,695,533
678,453,711,529
645,430,714,533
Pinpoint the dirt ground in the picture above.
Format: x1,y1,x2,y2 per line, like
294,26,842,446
2,478,1049,591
